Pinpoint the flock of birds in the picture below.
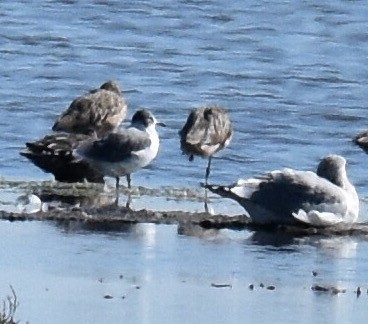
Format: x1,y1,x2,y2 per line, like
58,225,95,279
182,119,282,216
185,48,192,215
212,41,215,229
20,80,368,227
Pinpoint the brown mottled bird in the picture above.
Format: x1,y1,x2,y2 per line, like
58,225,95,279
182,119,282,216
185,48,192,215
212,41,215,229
20,132,104,183
52,81,127,137
179,105,233,184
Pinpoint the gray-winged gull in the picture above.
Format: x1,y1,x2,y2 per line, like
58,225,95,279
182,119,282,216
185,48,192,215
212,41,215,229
205,155,359,226
20,132,104,183
74,109,165,190
179,105,233,184
53,81,127,137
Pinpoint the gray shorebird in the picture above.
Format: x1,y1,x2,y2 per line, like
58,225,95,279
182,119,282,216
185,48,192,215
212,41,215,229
52,81,127,137
179,105,233,185
205,155,359,227
74,109,165,190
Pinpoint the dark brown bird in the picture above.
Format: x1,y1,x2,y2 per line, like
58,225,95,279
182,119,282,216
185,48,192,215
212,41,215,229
20,133,104,183
52,81,127,137
179,105,233,184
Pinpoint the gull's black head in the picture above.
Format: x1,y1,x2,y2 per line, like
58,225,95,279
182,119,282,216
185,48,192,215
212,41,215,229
132,109,166,128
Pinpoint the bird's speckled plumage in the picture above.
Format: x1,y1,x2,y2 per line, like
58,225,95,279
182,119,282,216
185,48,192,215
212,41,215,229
20,133,104,183
179,105,232,184
52,81,127,137
179,105,232,160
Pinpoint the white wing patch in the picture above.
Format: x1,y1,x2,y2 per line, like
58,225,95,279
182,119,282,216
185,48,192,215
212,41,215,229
292,209,344,227
230,178,263,199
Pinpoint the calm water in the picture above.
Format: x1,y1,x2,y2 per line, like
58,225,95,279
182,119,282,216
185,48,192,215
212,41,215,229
1,0,368,322
1,221,368,324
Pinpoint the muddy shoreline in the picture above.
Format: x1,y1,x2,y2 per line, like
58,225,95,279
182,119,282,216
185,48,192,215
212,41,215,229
2,204,368,238
1,179,368,237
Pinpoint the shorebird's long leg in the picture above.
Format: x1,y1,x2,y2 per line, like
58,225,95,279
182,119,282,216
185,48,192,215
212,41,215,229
204,188,209,213
125,192,132,209
125,174,132,209
204,157,214,213
126,174,131,189
114,177,120,206
205,156,212,185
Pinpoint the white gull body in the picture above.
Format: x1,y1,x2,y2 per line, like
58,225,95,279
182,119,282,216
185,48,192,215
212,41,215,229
74,109,164,189
16,194,48,214
206,155,359,226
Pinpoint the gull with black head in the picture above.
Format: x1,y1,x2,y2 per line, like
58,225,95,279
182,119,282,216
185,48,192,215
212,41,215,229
74,109,165,197
179,105,233,185
205,155,359,227
53,80,127,137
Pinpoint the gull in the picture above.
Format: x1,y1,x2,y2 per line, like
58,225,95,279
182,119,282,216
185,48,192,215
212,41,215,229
74,109,165,190
20,132,104,183
52,80,127,137
16,194,48,214
205,155,359,227
353,130,368,153
179,105,233,185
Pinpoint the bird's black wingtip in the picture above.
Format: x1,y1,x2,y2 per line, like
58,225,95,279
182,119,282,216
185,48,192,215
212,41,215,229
201,182,223,192
19,150,31,158
51,123,59,132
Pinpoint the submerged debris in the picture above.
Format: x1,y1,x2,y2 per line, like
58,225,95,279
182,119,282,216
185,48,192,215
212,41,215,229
311,284,346,294
103,295,113,299
312,284,329,292
247,283,275,291
211,283,232,289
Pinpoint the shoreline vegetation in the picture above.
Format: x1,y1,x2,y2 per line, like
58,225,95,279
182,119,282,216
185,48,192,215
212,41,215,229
0,286,20,324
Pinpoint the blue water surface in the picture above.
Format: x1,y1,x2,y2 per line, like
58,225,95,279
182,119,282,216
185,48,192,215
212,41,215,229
1,0,368,323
